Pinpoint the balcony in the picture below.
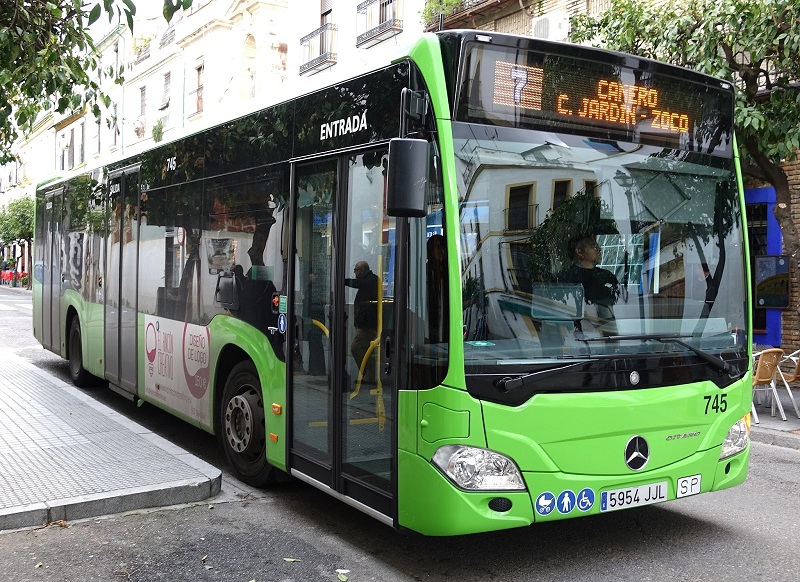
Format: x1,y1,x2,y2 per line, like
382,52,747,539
356,0,403,48
134,42,151,65
587,0,613,16
424,0,520,31
300,23,338,76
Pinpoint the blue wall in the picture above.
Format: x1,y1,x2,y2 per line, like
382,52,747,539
745,186,782,346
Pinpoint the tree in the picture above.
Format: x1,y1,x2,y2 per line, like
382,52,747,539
0,1,191,164
0,195,34,287
0,204,11,248
420,0,464,27
570,0,800,307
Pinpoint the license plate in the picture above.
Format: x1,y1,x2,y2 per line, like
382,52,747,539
600,481,668,512
677,474,701,498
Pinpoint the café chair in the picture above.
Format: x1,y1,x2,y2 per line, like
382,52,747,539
776,349,800,419
751,348,786,424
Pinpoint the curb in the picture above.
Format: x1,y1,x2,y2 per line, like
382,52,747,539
0,475,221,532
750,426,800,451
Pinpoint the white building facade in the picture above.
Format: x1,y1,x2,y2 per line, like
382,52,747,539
291,0,427,92
6,0,586,272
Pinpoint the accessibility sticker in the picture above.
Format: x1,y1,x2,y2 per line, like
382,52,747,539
535,491,556,516
556,490,577,514
576,488,595,512
277,313,287,334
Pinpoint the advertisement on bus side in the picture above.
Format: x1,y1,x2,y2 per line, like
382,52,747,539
144,315,211,424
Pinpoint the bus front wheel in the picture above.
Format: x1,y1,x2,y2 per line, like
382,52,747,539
68,318,93,387
219,361,276,487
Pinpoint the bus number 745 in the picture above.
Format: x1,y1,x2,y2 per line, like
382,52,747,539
703,394,728,414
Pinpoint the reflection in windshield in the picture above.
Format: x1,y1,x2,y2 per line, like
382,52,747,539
456,123,746,370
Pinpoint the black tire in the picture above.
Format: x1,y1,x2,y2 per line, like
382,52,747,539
218,361,276,486
68,318,93,387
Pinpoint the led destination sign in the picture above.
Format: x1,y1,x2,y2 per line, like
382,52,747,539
460,44,733,152
559,80,688,132
493,60,690,133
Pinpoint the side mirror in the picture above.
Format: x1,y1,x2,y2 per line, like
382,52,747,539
386,138,429,217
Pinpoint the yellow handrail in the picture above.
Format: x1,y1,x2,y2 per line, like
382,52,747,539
350,255,386,432
311,318,329,337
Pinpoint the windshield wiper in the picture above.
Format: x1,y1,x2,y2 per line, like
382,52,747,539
580,333,735,377
496,361,588,393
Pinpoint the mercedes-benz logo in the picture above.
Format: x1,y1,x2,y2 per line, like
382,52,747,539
624,435,650,471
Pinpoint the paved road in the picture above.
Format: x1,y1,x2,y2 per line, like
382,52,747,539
0,440,798,582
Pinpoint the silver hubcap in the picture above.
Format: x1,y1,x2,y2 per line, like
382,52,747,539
225,392,256,453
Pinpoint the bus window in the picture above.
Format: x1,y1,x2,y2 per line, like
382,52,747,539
204,165,289,358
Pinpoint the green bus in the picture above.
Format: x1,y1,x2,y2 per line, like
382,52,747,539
33,30,752,535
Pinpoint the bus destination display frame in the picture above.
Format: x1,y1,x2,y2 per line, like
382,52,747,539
456,41,734,156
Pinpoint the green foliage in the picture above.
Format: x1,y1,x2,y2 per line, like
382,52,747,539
0,205,11,246
420,0,465,27
66,174,105,233
151,118,164,142
163,0,192,23
0,1,192,164
0,195,34,246
570,0,800,176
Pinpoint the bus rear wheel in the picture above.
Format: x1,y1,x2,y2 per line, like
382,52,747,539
68,318,93,387
219,361,276,487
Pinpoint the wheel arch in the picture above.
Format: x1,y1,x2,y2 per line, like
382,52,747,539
213,343,251,436
64,305,80,361
208,317,287,474
61,288,86,361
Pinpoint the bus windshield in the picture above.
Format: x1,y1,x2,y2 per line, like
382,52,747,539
455,122,747,378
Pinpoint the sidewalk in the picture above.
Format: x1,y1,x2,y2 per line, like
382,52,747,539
0,283,31,294
750,385,800,450
0,352,221,532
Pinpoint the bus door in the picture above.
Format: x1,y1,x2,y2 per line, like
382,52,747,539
290,148,397,521
41,189,64,353
104,168,140,395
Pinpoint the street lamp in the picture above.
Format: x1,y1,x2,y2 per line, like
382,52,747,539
613,170,635,191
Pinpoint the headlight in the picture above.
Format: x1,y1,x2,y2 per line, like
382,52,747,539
720,415,750,460
432,445,526,491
